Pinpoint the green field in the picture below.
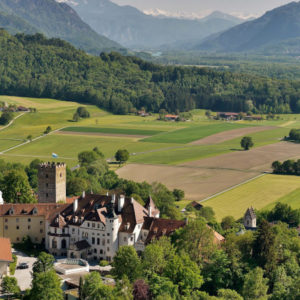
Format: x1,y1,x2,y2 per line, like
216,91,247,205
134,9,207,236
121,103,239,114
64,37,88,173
203,174,300,221
61,126,163,136
142,122,250,144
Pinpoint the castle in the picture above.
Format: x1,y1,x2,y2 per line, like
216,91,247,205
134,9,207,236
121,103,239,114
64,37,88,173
0,162,224,261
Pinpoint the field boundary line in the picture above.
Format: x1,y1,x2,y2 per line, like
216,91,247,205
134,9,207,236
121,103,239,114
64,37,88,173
199,173,267,203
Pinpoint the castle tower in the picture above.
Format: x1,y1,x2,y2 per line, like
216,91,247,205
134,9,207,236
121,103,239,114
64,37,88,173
38,162,66,203
244,207,257,229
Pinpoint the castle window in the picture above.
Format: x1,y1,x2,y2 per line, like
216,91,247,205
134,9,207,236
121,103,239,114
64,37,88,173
46,174,48,178
100,249,103,254
46,183,48,188
16,226,19,230
5,219,7,223
92,238,95,245
46,193,48,198
94,249,97,254
107,239,109,244
5,226,8,230
92,223,95,228
107,247,110,252
107,233,110,236
40,221,43,225
130,237,133,242
16,237,19,242
60,173,62,178
52,240,57,249
28,226,31,230
97,238,100,245
16,218,19,223
40,229,43,233
87,223,90,227
28,218,31,222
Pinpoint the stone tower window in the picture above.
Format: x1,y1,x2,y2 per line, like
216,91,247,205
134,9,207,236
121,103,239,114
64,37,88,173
46,193,48,198
46,174,48,178
60,173,62,177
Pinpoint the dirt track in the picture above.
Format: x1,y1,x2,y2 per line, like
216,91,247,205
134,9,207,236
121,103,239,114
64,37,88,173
117,142,300,201
190,126,276,145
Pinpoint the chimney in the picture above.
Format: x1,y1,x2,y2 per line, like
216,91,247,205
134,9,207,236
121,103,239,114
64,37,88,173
73,198,78,213
148,205,152,217
82,191,86,198
118,195,125,212
130,197,134,204
0,191,3,205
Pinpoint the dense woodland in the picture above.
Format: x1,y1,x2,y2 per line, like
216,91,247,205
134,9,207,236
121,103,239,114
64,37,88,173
1,30,300,114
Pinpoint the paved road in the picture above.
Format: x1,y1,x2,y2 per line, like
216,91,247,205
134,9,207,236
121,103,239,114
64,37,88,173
13,250,37,291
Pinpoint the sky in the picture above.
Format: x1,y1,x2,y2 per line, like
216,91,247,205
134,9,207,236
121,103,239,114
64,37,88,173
111,0,294,18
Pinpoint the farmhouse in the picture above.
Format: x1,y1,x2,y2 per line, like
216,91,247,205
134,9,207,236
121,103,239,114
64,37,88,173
0,162,224,260
165,114,179,121
0,237,13,278
217,112,239,120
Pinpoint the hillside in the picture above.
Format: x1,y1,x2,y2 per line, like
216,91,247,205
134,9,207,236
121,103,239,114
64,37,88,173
0,30,299,115
196,1,300,54
60,0,243,49
0,11,38,35
0,0,123,54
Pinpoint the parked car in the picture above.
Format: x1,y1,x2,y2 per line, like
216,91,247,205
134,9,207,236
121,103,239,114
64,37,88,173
17,262,29,269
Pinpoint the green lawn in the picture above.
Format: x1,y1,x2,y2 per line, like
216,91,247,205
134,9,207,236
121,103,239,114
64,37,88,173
61,126,163,136
142,122,250,144
203,174,300,221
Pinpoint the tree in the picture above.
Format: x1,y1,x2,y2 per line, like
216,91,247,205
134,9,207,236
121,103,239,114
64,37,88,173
76,107,90,118
44,126,52,134
73,112,80,122
218,289,243,300
164,252,203,295
0,170,35,203
67,177,88,196
173,218,215,265
253,220,277,271
78,150,100,166
27,135,33,142
115,149,129,166
133,280,150,300
1,276,21,299
112,246,142,282
241,136,254,151
0,112,13,125
32,252,55,276
81,272,114,300
221,216,236,231
172,189,185,201
242,267,269,300
29,270,63,300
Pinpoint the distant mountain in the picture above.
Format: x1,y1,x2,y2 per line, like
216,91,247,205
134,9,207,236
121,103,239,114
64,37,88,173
0,0,123,54
196,1,300,54
0,11,38,35
60,0,243,49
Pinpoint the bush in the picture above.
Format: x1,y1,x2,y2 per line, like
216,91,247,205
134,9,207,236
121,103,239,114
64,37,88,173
99,260,109,267
0,111,13,125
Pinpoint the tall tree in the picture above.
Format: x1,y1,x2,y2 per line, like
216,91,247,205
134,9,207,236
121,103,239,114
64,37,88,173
32,252,55,276
1,276,21,299
29,270,63,300
112,246,142,282
241,136,254,151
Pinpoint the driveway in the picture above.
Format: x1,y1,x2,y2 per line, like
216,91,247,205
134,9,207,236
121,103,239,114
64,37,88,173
13,250,37,291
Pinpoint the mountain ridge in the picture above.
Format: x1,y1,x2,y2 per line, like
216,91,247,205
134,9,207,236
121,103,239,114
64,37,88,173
196,1,300,54
58,0,244,50
0,0,124,54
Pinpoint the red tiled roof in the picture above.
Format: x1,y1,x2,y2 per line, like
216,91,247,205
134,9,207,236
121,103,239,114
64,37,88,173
143,217,186,244
0,203,69,221
66,196,79,204
0,238,13,262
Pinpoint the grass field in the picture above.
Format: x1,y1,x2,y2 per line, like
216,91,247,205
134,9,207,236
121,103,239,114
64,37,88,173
203,174,300,221
61,127,163,136
142,122,250,144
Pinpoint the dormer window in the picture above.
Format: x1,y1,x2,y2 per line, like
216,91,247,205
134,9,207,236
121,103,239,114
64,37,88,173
9,208,14,215
32,208,38,215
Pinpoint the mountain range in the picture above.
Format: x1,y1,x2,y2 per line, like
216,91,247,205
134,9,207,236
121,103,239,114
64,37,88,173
0,0,123,54
196,1,300,55
60,0,244,49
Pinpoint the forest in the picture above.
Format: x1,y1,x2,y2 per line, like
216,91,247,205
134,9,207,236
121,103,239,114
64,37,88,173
1,30,300,114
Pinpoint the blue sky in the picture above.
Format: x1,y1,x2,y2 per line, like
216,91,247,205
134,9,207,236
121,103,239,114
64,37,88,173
111,0,293,17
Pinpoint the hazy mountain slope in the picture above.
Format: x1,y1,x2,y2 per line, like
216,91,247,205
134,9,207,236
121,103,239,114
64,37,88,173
61,0,243,49
197,1,300,53
0,0,123,54
0,11,38,35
